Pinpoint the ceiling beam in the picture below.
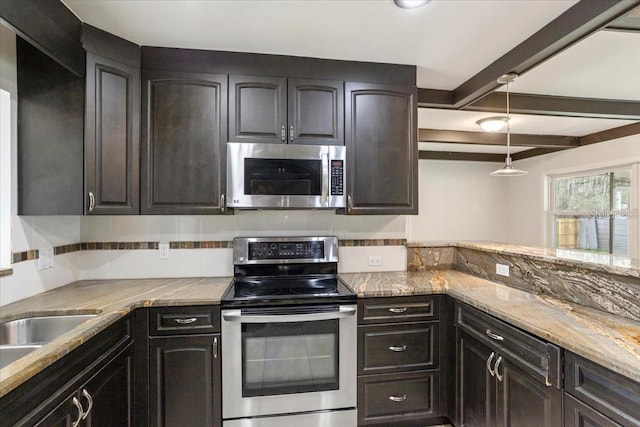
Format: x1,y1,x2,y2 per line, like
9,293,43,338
418,128,579,148
418,151,505,162
512,147,571,161
579,121,640,145
419,0,640,109
462,92,640,120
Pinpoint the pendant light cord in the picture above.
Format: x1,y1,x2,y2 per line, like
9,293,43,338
506,80,511,159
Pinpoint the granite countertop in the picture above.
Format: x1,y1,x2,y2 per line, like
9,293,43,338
341,270,640,384
406,241,640,278
0,277,231,398
2,270,640,399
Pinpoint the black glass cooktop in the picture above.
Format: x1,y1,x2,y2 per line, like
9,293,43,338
221,274,355,307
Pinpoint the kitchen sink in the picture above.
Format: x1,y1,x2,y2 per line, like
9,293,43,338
0,344,43,369
0,314,98,369
0,314,98,346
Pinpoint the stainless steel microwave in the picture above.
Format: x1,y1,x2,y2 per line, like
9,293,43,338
227,143,346,209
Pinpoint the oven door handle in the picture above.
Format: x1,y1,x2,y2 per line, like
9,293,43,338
223,305,356,323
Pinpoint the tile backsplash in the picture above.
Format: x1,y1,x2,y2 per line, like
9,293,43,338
1,211,408,305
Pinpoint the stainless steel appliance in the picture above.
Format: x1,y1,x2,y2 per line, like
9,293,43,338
227,143,346,209
221,236,357,427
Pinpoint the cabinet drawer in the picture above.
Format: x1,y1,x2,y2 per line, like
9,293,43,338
149,306,220,336
358,296,438,325
565,352,640,427
565,393,623,427
455,302,561,388
358,371,439,425
359,322,438,374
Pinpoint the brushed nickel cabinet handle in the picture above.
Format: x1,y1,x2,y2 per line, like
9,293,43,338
281,124,286,142
213,336,218,359
221,193,226,213
389,394,407,402
389,345,407,352
487,351,496,377
71,397,84,427
81,389,93,420
389,307,408,313
494,356,503,382
88,191,95,212
347,195,353,213
174,317,198,324
486,328,504,341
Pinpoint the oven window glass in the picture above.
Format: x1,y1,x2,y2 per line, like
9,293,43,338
244,158,322,196
241,319,339,397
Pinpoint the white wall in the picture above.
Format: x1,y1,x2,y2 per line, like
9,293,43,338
408,159,510,242
507,134,640,255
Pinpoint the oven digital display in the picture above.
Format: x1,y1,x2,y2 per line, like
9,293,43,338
248,241,325,260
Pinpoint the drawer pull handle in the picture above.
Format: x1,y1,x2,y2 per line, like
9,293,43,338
389,394,407,402
389,307,408,313
487,351,496,377
486,328,504,341
389,345,407,352
175,318,198,324
494,356,503,382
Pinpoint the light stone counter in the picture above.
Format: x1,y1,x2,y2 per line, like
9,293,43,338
340,270,640,384
0,277,231,398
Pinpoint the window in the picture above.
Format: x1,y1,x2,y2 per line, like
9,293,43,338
550,168,632,255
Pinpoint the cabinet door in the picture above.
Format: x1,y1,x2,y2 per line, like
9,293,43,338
85,52,140,214
81,345,133,427
229,75,287,144
149,334,221,427
345,82,418,215
457,331,495,427
288,78,343,145
33,394,78,427
141,71,227,214
496,359,562,427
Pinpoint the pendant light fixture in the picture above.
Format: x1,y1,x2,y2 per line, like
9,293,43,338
490,72,528,177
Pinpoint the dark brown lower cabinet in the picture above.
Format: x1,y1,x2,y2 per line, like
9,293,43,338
149,334,221,427
564,352,640,427
0,316,133,427
456,330,562,427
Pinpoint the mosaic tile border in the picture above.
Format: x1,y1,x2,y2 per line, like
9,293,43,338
10,239,407,265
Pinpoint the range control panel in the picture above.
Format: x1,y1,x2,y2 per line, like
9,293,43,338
330,160,344,196
248,241,325,260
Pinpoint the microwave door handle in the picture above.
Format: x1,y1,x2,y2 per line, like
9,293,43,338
321,153,329,205
223,305,356,323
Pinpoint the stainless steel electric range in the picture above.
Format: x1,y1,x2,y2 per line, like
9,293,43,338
221,236,357,427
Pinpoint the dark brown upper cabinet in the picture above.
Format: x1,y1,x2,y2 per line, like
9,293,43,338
344,82,418,215
83,24,140,215
229,75,344,145
141,70,228,214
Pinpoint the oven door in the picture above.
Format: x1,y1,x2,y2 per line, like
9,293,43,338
221,304,357,419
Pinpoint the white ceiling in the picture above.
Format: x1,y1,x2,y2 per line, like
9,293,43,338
62,0,639,151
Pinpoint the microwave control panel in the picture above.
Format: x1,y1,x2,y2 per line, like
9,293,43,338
330,160,344,196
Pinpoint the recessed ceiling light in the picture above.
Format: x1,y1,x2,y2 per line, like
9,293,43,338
393,0,431,9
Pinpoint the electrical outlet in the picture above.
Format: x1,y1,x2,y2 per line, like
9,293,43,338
496,263,510,277
368,256,383,266
159,243,170,259
38,247,54,270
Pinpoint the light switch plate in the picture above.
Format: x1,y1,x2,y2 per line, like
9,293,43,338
159,243,170,259
496,263,510,277
38,247,54,270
